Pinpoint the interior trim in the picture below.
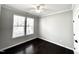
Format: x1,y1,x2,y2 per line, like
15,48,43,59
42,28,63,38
41,9,72,18
0,37,37,52
39,37,74,51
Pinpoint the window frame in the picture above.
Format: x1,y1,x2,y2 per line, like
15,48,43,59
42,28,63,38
26,17,34,35
12,14,26,38
12,14,34,38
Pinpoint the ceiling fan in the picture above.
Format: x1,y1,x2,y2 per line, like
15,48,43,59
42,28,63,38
33,4,45,13
27,4,48,13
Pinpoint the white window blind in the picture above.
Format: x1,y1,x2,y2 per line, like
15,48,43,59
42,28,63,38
26,17,34,35
12,15,25,38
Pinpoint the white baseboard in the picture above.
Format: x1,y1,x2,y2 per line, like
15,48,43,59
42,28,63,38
0,37,37,52
0,37,74,52
39,37,74,51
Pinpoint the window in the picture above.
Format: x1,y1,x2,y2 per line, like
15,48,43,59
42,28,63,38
12,15,25,38
26,17,34,35
12,14,34,38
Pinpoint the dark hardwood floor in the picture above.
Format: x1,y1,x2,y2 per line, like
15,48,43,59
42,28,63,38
0,38,74,54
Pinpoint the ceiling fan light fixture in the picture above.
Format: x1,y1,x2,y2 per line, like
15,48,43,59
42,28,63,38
33,4,45,13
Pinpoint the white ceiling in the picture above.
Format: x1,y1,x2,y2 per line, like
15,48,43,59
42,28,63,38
3,4,72,17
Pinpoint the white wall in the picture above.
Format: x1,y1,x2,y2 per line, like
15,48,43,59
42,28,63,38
39,10,74,50
0,6,39,51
